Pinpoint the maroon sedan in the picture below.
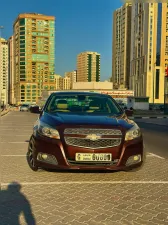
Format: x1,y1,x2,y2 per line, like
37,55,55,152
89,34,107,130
27,92,145,172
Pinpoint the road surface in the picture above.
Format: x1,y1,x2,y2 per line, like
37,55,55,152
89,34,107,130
0,111,168,225
136,121,168,159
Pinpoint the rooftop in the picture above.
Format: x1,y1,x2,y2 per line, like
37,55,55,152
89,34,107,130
78,51,100,55
50,91,109,97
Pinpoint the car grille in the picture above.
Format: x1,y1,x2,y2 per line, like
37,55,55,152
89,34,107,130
67,159,119,166
64,128,122,136
64,137,121,149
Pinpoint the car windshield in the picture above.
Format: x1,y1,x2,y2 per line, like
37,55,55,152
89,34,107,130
21,104,29,107
45,94,123,115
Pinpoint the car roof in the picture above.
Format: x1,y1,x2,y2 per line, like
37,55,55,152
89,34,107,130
50,91,109,97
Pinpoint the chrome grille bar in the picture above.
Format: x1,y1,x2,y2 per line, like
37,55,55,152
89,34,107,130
64,137,121,149
64,128,122,136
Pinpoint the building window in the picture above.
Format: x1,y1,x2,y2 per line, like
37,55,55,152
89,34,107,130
20,31,25,35
20,27,25,31
156,3,162,66
87,54,92,82
155,69,160,99
19,19,25,26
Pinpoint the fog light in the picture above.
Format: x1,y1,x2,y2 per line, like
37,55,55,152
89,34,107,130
41,154,48,160
126,154,141,166
133,156,139,161
37,153,58,165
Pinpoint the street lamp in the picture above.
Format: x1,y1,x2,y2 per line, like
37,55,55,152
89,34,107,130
0,26,4,116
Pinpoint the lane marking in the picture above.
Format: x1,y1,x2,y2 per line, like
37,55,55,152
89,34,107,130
1,155,26,157
0,129,32,131
0,142,28,144
1,181,168,186
1,135,29,136
0,154,165,159
0,125,33,127
147,153,165,159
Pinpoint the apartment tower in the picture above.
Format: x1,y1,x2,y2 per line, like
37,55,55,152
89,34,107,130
8,36,15,104
130,3,168,104
0,38,8,106
112,3,132,89
13,13,55,104
77,52,100,82
64,70,77,89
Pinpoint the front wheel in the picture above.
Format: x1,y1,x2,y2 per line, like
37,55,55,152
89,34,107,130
27,137,38,171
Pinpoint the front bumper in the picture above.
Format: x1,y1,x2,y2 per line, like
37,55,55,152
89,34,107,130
31,134,144,171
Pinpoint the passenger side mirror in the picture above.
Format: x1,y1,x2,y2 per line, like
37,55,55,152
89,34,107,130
38,107,44,116
125,109,133,117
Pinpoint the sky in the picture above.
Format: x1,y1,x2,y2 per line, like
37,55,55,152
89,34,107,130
0,0,123,81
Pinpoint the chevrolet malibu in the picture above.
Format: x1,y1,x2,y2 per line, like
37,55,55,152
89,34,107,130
27,92,145,172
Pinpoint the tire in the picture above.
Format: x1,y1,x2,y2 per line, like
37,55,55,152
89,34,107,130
27,136,39,171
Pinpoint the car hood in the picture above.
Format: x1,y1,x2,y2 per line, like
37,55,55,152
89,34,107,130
41,112,134,130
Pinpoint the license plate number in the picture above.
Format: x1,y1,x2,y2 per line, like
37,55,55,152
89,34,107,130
75,153,112,162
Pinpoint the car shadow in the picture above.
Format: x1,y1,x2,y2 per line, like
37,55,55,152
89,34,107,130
43,168,119,174
0,182,36,225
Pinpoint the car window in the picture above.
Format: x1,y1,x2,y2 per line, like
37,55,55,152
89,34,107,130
45,94,122,115
22,104,29,107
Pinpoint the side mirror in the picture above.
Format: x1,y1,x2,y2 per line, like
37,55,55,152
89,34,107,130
38,107,44,116
125,109,133,117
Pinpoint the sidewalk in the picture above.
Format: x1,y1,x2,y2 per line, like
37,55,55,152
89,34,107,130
130,109,168,119
1,109,10,117
133,118,168,126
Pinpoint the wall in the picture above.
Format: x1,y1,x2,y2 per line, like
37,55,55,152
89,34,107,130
72,82,113,90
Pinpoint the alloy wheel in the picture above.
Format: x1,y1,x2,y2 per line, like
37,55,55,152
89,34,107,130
27,138,38,171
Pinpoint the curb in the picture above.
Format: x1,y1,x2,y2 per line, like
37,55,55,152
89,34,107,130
129,116,168,119
1,110,10,117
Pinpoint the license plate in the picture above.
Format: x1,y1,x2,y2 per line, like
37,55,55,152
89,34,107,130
75,153,112,162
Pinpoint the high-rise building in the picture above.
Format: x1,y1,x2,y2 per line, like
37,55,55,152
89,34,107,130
0,38,8,106
65,70,77,89
63,77,70,90
54,74,70,90
8,36,15,104
112,3,132,89
77,52,100,82
130,3,168,104
55,74,61,90
13,13,55,104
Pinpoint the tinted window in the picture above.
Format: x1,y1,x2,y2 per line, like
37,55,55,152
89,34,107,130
21,104,29,107
45,94,122,115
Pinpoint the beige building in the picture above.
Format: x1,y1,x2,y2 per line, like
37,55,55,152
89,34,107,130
63,77,70,90
55,75,61,90
112,3,132,89
64,70,77,89
77,51,100,82
130,3,168,104
13,13,55,104
8,36,15,104
0,38,8,105
72,81,113,90
54,74,70,90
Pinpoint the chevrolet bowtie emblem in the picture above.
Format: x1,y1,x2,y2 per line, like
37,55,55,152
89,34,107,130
86,134,101,141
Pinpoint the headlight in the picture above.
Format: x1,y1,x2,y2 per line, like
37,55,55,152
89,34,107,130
125,123,141,141
34,120,60,139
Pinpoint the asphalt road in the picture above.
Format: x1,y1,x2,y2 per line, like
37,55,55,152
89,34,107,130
136,121,168,159
0,111,168,225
